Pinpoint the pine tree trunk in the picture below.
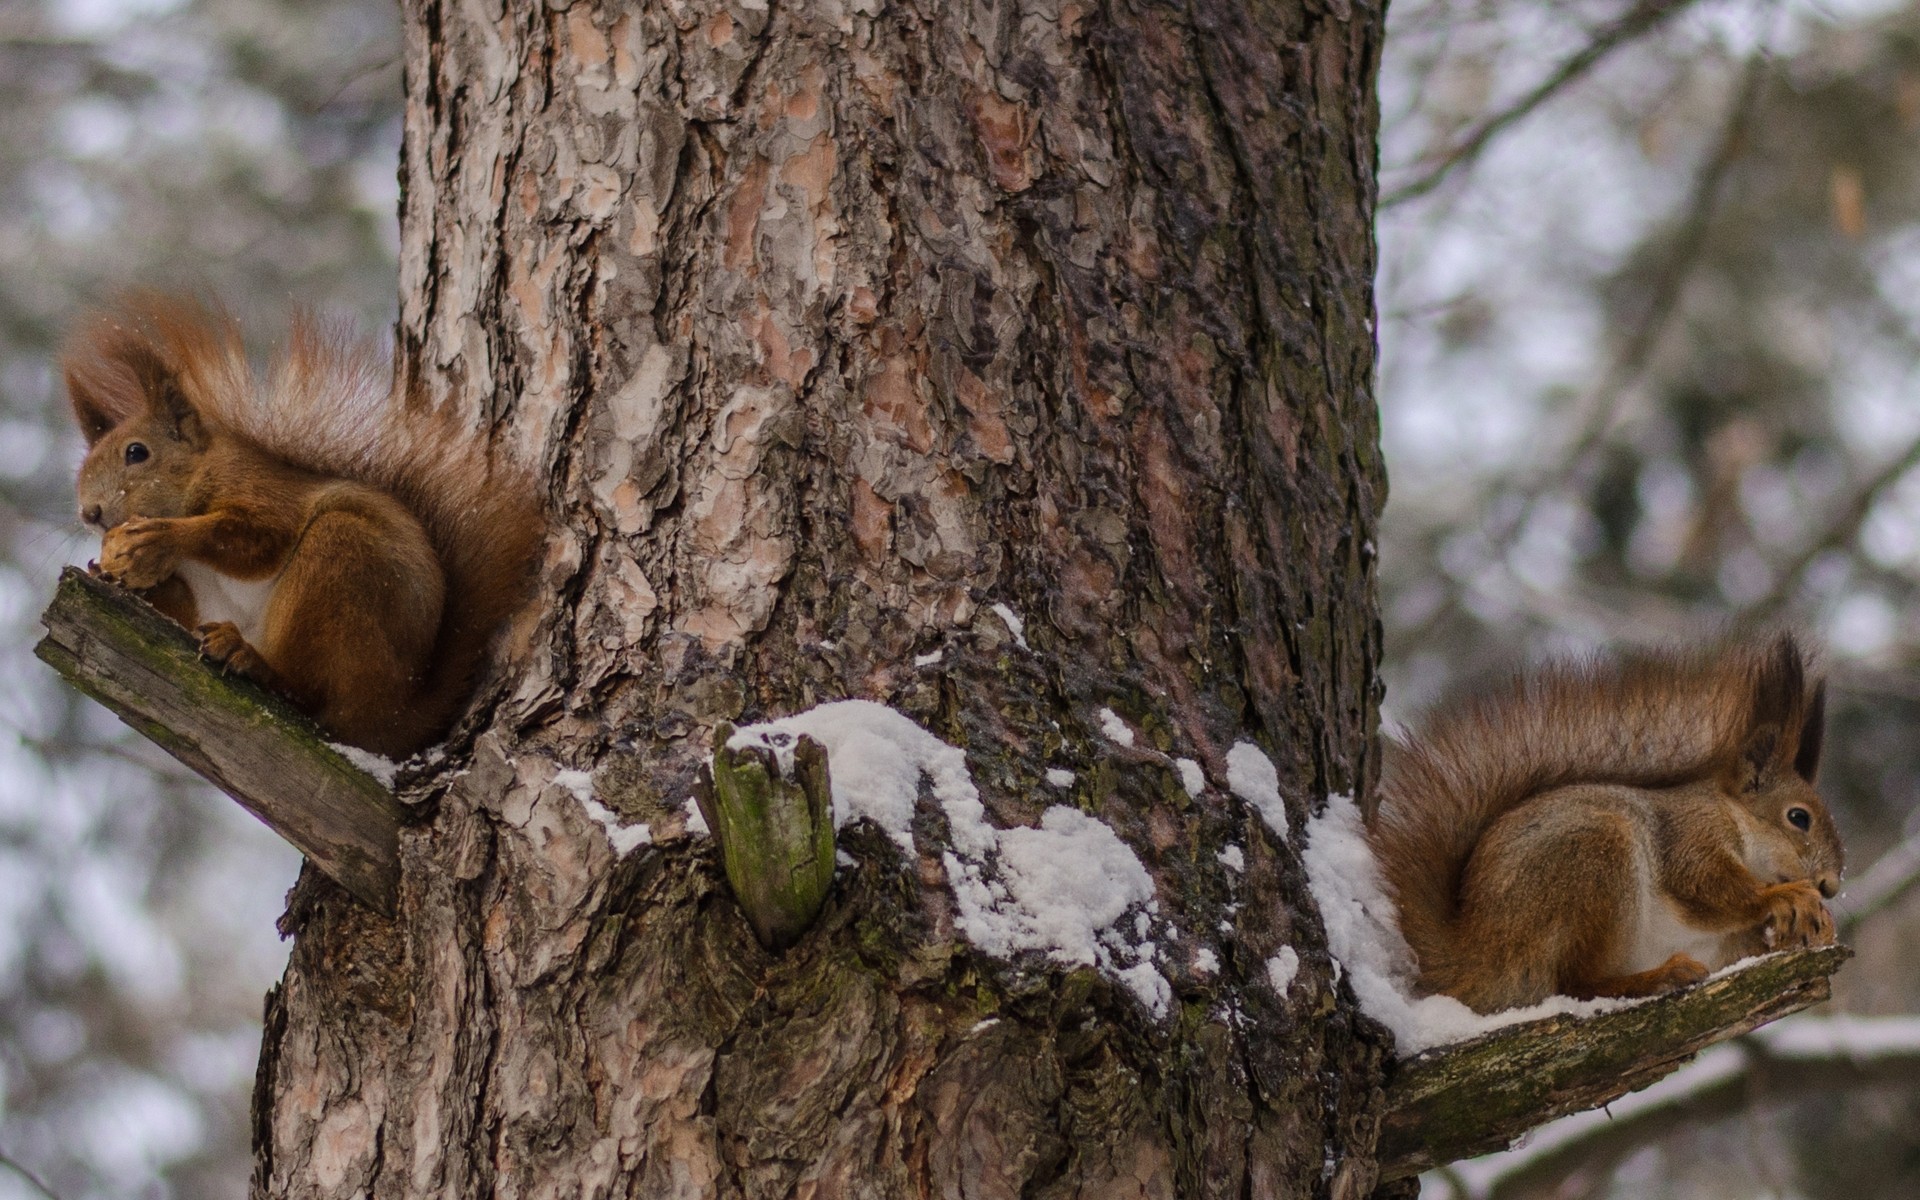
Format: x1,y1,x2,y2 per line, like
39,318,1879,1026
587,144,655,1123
252,0,1391,1196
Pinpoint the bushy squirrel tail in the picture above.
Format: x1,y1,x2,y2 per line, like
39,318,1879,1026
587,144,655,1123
1369,636,1821,980
63,293,543,751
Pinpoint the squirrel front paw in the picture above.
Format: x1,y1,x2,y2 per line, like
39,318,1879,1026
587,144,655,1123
1757,880,1836,950
99,518,181,590
195,622,273,684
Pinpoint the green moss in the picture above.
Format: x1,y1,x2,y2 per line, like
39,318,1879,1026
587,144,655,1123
700,723,837,951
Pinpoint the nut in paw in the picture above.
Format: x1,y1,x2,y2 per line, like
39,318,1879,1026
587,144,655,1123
98,519,180,590
1759,880,1835,950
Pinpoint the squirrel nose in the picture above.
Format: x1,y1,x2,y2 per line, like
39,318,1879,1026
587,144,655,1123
1817,874,1840,899
81,504,102,527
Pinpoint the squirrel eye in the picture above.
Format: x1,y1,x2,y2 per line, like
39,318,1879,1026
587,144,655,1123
1787,807,1813,832
124,442,149,465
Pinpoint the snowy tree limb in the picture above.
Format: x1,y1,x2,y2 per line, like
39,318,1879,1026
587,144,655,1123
34,567,401,914
1377,944,1850,1181
1383,0,1706,207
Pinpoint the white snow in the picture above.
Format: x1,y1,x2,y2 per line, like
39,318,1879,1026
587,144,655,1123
681,797,709,837
333,743,399,787
1098,707,1136,747
990,603,1030,649
914,649,944,667
1267,946,1301,996
1045,768,1076,788
1194,947,1220,976
726,701,1170,1016
727,700,978,853
1758,1013,1920,1061
1301,791,1626,1055
554,769,652,855
1175,757,1206,797
946,805,1167,1016
1216,844,1245,873
1226,741,1287,840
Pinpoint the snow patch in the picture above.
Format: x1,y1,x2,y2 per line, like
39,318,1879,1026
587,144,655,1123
914,649,944,667
1175,757,1206,797
682,797,709,837
555,769,652,855
990,603,1029,649
947,806,1167,1016
1301,792,1628,1055
1267,946,1300,995
333,743,399,787
1759,1013,1920,1060
1226,741,1286,840
727,701,1170,1017
727,700,977,853
1194,947,1220,976
1045,768,1076,788
1098,708,1136,747
1216,844,1245,873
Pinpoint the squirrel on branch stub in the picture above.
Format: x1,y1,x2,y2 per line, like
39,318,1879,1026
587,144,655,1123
64,295,542,758
1370,635,1844,1015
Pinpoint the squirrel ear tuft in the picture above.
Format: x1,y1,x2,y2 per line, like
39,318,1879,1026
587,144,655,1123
1794,677,1827,783
66,367,118,445
1741,634,1807,787
121,344,207,449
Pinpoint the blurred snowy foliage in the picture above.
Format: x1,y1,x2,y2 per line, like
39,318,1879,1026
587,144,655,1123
1382,0,1920,1195
0,0,398,1196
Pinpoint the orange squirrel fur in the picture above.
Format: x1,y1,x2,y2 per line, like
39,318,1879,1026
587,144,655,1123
1369,636,1843,1014
64,296,542,758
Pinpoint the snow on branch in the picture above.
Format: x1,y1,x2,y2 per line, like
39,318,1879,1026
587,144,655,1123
35,567,402,914
1376,943,1850,1183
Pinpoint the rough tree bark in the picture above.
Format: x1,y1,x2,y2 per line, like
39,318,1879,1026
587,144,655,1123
252,1,1390,1197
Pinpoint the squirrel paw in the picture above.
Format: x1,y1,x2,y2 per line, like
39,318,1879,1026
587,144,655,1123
99,519,179,590
195,622,271,683
1646,952,1711,991
1757,880,1836,950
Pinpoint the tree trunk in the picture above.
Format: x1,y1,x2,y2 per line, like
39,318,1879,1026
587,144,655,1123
252,0,1390,1196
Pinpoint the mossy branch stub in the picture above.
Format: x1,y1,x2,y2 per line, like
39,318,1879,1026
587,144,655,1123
35,567,402,915
696,723,837,951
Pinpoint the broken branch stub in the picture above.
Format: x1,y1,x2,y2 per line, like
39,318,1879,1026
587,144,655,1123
1377,943,1851,1180
696,723,837,951
34,567,402,915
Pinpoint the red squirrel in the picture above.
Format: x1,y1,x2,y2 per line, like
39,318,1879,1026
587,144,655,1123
1369,636,1843,1014
65,296,541,758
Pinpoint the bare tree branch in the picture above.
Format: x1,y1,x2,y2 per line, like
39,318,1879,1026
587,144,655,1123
1734,430,1920,625
1383,0,1708,208
0,1151,63,1200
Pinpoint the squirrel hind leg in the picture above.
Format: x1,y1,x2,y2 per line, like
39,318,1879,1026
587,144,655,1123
1442,793,1649,1014
259,501,447,757
1569,953,1710,1000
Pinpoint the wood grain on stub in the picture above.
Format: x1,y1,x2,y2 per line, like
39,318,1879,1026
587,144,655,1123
35,566,402,915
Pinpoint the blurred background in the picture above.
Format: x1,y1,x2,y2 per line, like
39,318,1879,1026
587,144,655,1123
1,0,1918,1197
0,0,397,1196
